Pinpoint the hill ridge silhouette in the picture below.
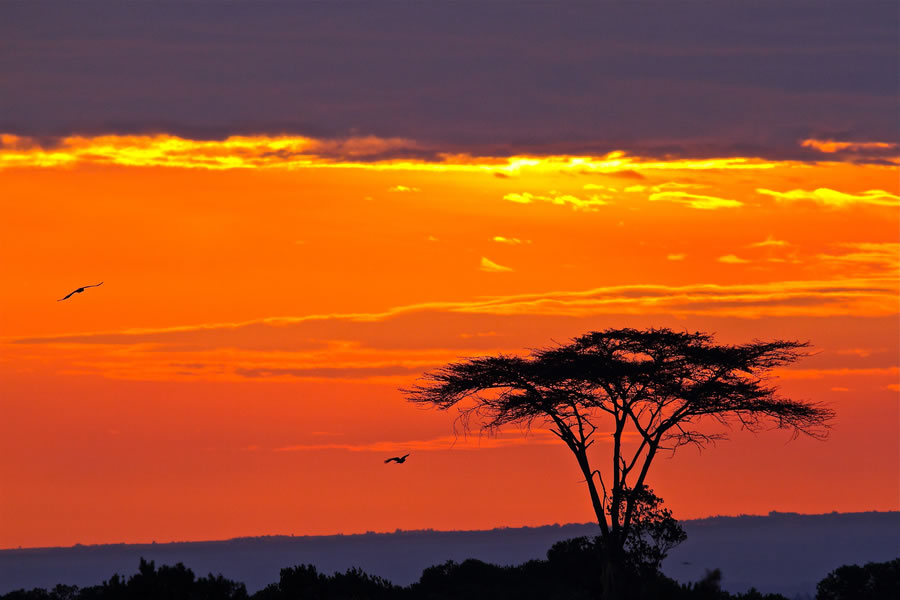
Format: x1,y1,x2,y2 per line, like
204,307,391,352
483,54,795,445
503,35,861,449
8,510,894,551
2,511,897,598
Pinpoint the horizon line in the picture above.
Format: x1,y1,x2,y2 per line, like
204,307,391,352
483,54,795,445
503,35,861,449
3,509,896,553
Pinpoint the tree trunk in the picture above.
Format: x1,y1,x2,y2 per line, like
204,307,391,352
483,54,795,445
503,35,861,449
571,449,625,599
600,542,624,600
573,448,609,537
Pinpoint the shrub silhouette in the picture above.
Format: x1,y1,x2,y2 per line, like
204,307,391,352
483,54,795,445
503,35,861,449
253,564,396,600
16,558,251,600
11,551,897,600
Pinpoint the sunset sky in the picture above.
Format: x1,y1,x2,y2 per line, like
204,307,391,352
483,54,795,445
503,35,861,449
1,2,898,549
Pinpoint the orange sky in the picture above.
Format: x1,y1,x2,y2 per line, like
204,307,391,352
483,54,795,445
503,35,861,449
1,134,898,548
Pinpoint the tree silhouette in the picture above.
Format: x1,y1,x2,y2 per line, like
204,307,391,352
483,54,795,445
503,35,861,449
816,558,900,600
404,328,834,597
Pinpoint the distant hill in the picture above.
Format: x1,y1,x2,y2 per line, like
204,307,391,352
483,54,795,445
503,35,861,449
1,512,897,598
663,511,899,598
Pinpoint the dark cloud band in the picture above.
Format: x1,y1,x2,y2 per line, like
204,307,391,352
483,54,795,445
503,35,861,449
1,2,897,159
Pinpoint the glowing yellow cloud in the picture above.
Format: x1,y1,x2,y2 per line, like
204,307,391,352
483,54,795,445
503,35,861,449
479,257,514,273
717,254,751,264
749,236,790,248
653,182,709,191
502,191,608,210
648,191,743,210
0,133,797,175
493,236,529,245
503,192,535,204
667,254,686,261
757,187,899,207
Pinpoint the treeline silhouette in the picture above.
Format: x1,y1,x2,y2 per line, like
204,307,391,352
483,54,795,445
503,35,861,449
2,537,896,600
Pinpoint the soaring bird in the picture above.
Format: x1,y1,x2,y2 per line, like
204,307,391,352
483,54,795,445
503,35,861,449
384,454,410,464
58,282,103,301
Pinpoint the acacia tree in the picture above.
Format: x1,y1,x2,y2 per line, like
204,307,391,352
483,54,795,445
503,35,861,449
403,328,833,593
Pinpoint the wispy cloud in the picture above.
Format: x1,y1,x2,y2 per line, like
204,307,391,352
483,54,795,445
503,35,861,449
29,342,465,383
480,257,514,273
12,276,899,353
748,236,790,248
757,187,899,208
773,366,899,380
389,185,420,192
274,430,562,453
502,191,609,211
801,139,897,154
447,279,899,319
648,191,743,210
653,182,709,191
503,192,534,204
493,236,530,245
8,276,896,382
815,243,900,272
836,348,876,358
667,254,686,261
459,331,499,339
234,364,426,380
717,254,751,264
834,347,891,358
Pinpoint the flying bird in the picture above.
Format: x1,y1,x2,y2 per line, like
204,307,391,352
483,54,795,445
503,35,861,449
384,454,410,464
58,282,103,301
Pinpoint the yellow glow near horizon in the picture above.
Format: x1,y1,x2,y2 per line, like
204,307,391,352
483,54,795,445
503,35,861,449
0,133,858,175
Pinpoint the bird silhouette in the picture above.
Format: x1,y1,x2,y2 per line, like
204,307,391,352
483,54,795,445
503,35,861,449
58,282,103,301
384,453,410,464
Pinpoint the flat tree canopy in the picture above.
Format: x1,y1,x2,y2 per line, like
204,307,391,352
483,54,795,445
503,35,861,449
404,328,834,574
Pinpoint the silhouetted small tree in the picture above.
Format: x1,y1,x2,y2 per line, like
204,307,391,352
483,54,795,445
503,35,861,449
614,484,686,573
404,328,834,598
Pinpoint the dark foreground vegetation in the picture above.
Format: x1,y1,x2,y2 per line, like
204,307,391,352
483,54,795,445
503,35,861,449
2,537,896,600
